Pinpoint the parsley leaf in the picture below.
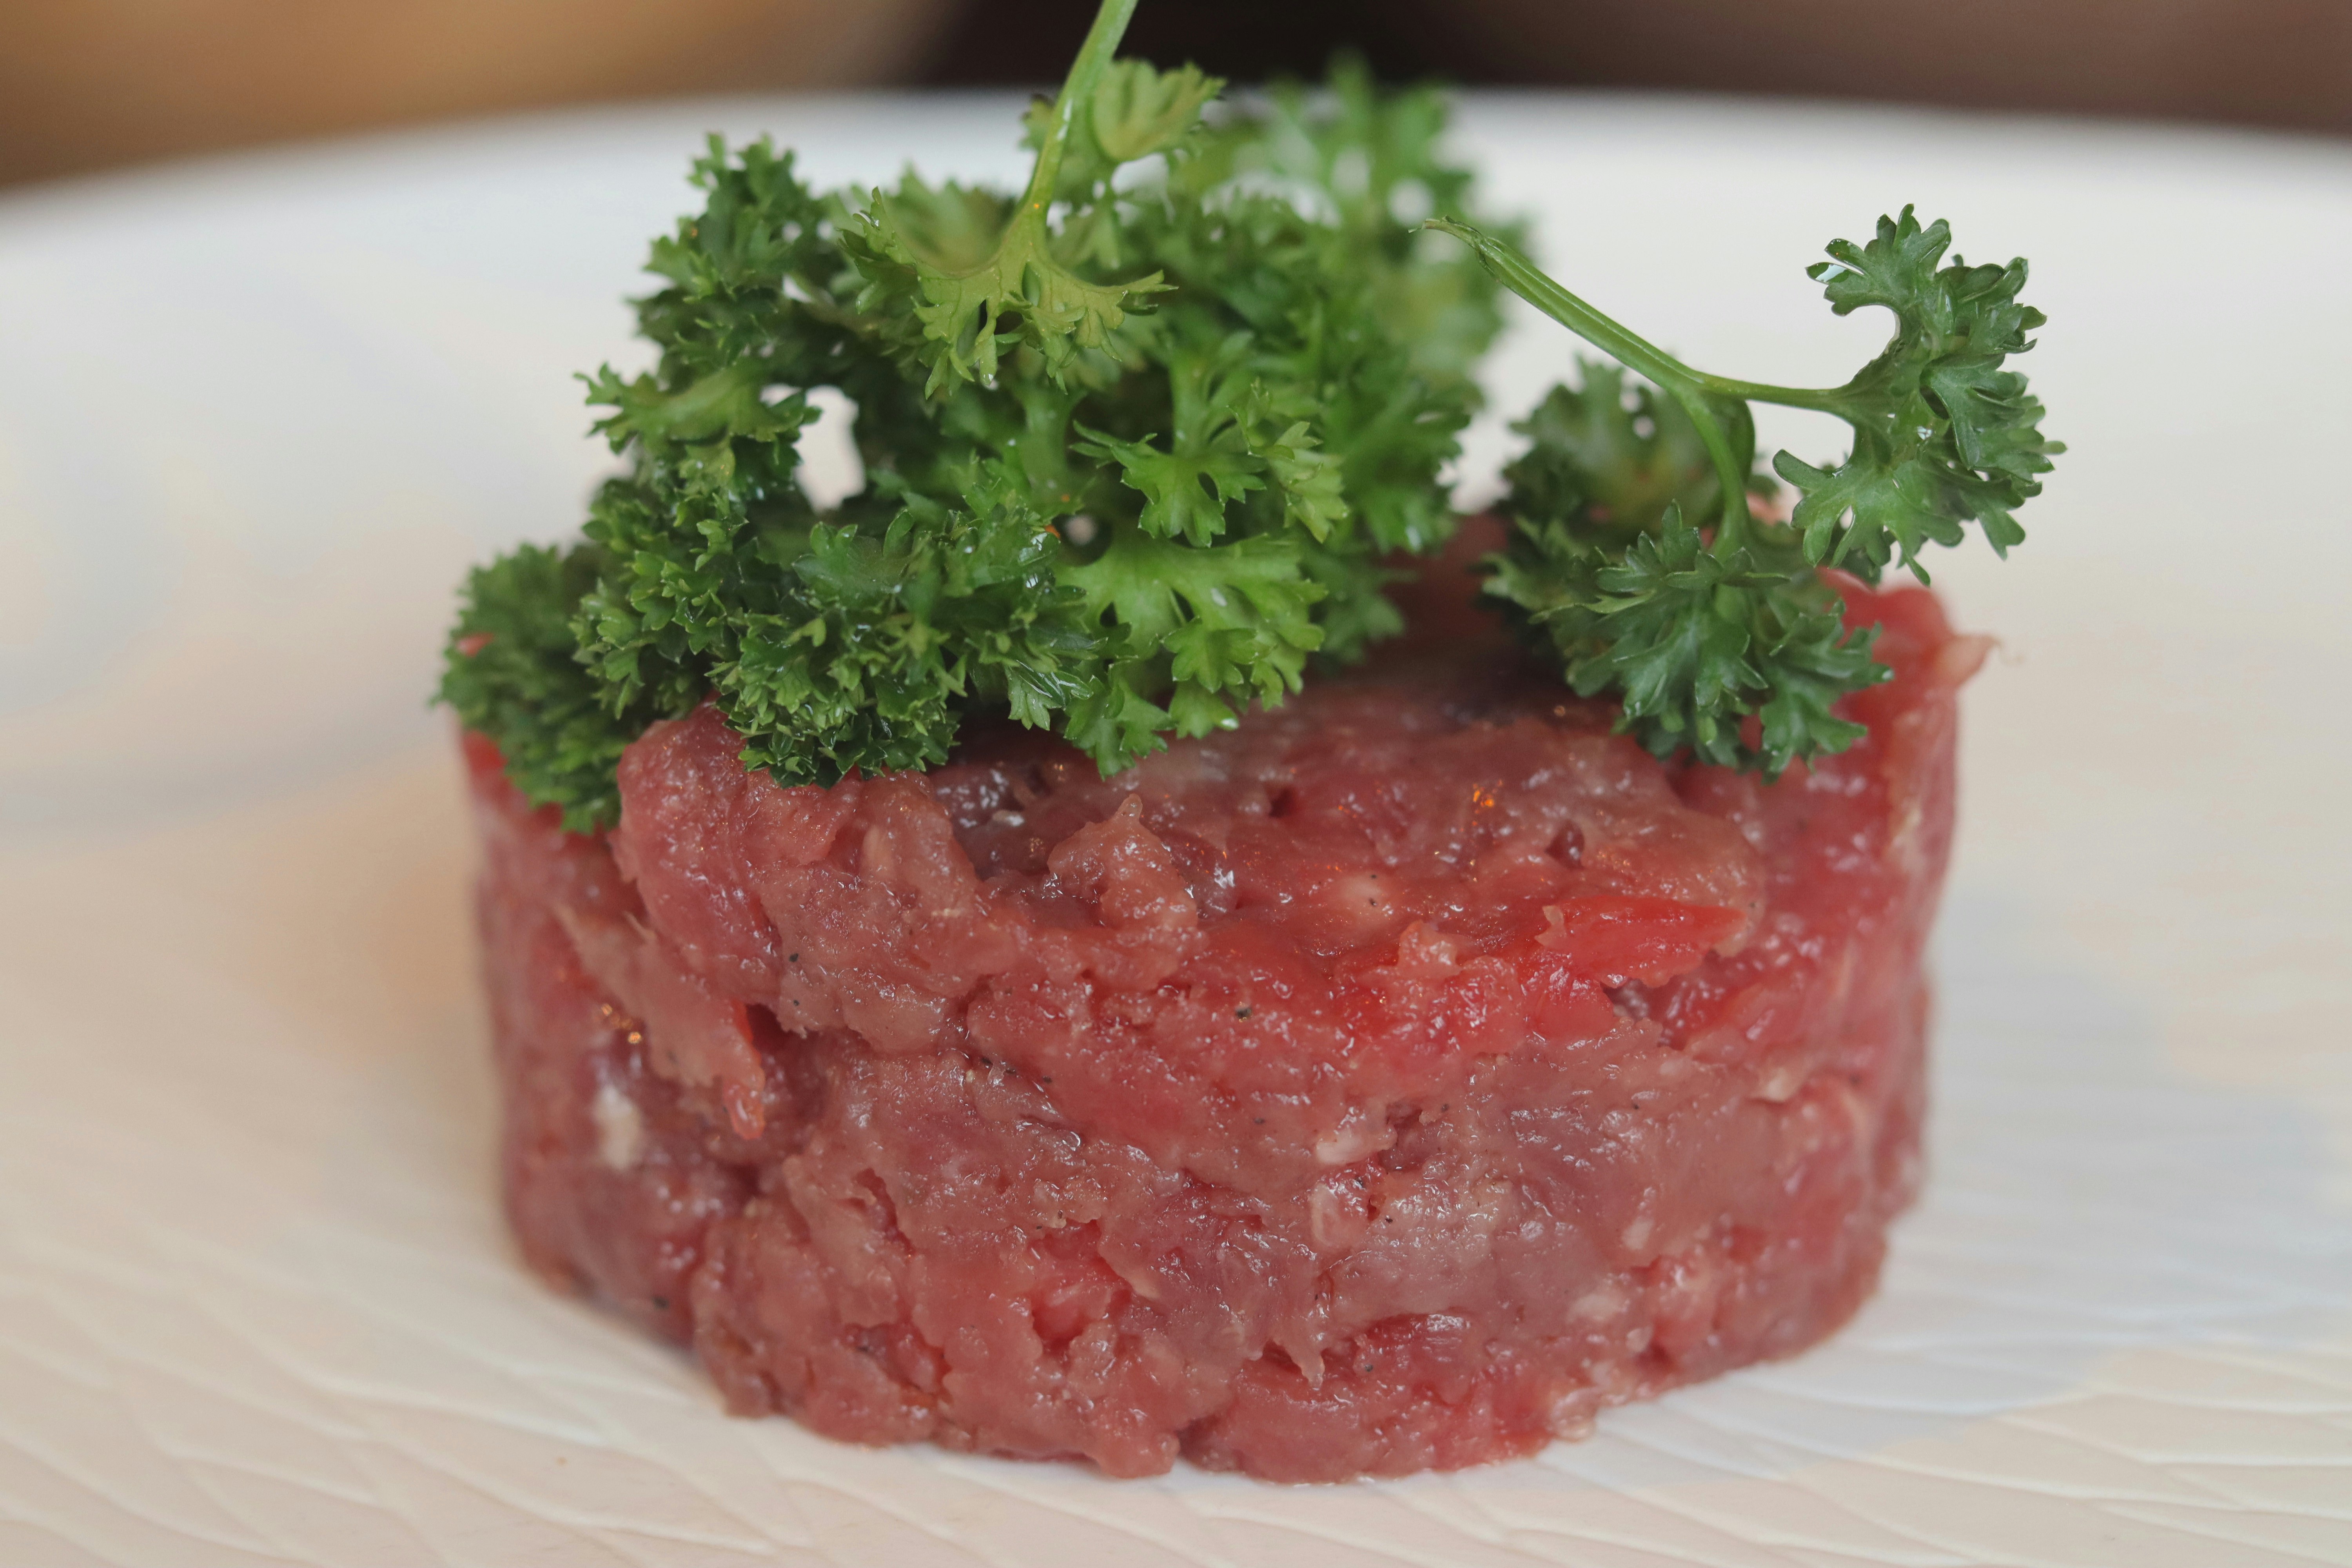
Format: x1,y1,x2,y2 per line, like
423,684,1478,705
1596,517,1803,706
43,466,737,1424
1066,524,1325,739
1433,211,2053,775
1080,421,1265,545
845,2,1180,397
1089,59,1224,165
1023,59,1224,207
440,543,664,832
1073,332,1265,544
1189,56,1516,387
722,482,1107,783
1502,359,1757,537
1773,206,2061,581
1491,506,1877,775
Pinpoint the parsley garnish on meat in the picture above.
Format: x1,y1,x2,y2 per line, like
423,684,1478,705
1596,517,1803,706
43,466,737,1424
445,0,2056,822
441,0,1508,829
1431,209,2058,776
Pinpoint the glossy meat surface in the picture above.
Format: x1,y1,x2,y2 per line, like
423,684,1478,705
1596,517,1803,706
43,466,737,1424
470,574,1977,1480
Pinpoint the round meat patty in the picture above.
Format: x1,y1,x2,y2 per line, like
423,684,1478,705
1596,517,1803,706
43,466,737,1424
465,567,1982,1481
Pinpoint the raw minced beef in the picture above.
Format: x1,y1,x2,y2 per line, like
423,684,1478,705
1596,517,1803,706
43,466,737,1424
468,564,1982,1482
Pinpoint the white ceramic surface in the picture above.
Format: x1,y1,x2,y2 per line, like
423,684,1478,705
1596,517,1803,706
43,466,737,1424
2,91,2348,1567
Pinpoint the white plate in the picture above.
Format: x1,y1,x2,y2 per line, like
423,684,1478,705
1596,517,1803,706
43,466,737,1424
2,91,2348,1568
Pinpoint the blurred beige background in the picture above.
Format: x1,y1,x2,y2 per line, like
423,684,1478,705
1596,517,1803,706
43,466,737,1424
4,0,2348,189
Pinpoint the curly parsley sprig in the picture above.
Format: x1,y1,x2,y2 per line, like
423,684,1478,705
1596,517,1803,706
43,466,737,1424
1430,209,2058,775
441,0,1511,829
849,0,1171,396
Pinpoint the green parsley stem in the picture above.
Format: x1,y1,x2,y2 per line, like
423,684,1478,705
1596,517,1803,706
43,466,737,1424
1698,376,1848,414
1426,220,1752,547
1021,0,1140,216
1426,219,1860,549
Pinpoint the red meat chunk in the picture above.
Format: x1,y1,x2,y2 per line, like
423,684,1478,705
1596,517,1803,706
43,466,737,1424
468,568,1982,1481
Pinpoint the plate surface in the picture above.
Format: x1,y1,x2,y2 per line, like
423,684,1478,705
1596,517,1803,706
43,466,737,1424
2,91,2348,1567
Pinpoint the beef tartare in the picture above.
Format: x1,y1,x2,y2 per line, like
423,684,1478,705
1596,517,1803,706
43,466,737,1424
442,0,2054,1483
470,575,1982,1480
